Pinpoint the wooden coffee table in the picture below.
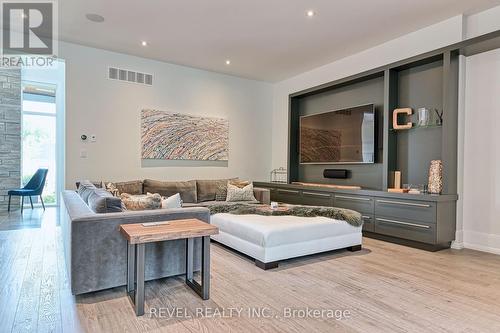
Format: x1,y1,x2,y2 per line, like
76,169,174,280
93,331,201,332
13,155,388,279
120,219,219,316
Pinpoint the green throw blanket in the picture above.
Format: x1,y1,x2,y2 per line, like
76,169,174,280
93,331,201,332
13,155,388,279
208,203,362,227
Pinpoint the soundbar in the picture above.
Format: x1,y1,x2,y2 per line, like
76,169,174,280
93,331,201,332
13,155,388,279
323,169,350,179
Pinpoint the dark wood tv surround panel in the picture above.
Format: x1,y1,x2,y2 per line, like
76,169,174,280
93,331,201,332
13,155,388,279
257,30,500,251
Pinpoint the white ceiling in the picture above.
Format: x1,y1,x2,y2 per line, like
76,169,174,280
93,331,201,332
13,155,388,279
59,0,500,82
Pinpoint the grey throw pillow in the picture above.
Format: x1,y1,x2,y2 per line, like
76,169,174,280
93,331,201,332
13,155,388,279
226,182,257,202
77,180,97,204
88,188,123,213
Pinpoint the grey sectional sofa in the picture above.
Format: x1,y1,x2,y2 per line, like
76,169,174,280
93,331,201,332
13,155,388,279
61,179,270,295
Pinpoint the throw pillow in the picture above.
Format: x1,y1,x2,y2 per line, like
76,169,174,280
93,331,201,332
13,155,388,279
105,182,120,197
77,180,97,204
120,192,162,211
215,178,239,201
161,193,183,209
229,179,250,189
88,188,123,213
215,182,228,201
226,182,257,202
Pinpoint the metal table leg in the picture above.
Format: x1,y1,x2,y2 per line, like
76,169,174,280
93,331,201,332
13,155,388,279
127,242,145,316
135,243,145,315
127,243,135,293
185,236,210,300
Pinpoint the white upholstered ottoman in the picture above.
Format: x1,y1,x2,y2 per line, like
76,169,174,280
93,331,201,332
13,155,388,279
210,213,362,269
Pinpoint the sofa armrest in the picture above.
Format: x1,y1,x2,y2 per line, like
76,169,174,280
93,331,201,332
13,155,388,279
72,206,210,225
253,187,270,205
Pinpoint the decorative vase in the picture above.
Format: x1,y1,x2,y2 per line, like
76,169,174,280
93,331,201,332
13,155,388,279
428,160,443,194
417,108,430,127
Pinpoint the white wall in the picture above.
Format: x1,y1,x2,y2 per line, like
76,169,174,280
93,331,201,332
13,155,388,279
465,5,500,38
462,48,500,254
271,16,465,169
60,42,273,188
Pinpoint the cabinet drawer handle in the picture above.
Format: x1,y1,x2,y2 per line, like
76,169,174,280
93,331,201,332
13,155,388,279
376,218,430,229
377,200,431,208
303,191,331,198
362,216,371,219
277,189,299,194
336,195,371,202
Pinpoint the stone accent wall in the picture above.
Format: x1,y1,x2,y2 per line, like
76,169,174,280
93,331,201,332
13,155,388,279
0,69,21,211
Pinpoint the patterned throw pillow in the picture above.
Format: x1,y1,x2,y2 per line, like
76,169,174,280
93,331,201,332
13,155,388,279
226,182,257,202
120,193,162,211
215,178,240,201
215,182,228,201
105,182,120,197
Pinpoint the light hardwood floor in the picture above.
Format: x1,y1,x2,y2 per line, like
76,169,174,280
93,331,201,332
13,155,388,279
1,207,500,333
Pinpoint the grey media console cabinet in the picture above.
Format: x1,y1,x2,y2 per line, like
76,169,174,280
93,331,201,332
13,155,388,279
254,182,458,251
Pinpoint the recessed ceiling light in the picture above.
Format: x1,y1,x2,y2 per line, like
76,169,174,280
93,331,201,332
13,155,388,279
306,10,315,17
141,41,148,46
85,13,105,23
225,60,231,65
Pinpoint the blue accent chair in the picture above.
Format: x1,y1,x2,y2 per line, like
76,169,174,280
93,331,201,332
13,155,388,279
8,169,49,212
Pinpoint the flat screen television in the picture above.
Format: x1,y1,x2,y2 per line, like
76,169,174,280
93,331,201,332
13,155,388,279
299,104,375,164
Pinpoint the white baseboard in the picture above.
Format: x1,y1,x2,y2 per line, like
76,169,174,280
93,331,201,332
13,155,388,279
463,230,500,255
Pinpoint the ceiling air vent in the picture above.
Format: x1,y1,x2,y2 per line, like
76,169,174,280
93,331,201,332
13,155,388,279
108,67,153,86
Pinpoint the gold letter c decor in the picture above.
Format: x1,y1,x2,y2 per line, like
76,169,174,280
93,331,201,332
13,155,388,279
393,108,413,130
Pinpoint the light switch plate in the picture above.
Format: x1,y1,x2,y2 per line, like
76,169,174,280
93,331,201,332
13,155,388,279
80,149,87,158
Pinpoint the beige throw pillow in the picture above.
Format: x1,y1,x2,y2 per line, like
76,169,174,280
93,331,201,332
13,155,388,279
226,182,256,202
229,179,250,189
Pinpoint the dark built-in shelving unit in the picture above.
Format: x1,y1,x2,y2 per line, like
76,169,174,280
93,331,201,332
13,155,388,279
288,52,458,194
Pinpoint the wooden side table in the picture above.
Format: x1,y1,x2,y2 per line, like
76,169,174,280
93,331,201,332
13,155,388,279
120,219,219,316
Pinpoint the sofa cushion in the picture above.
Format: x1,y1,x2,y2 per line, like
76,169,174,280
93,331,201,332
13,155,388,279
197,179,230,202
183,200,258,208
120,192,162,211
143,179,197,203
88,188,123,213
107,180,143,195
77,180,97,204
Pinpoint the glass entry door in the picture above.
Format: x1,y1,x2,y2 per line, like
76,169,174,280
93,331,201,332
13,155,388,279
21,83,58,205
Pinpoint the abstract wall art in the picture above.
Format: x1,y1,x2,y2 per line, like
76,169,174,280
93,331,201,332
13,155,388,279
141,109,229,161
